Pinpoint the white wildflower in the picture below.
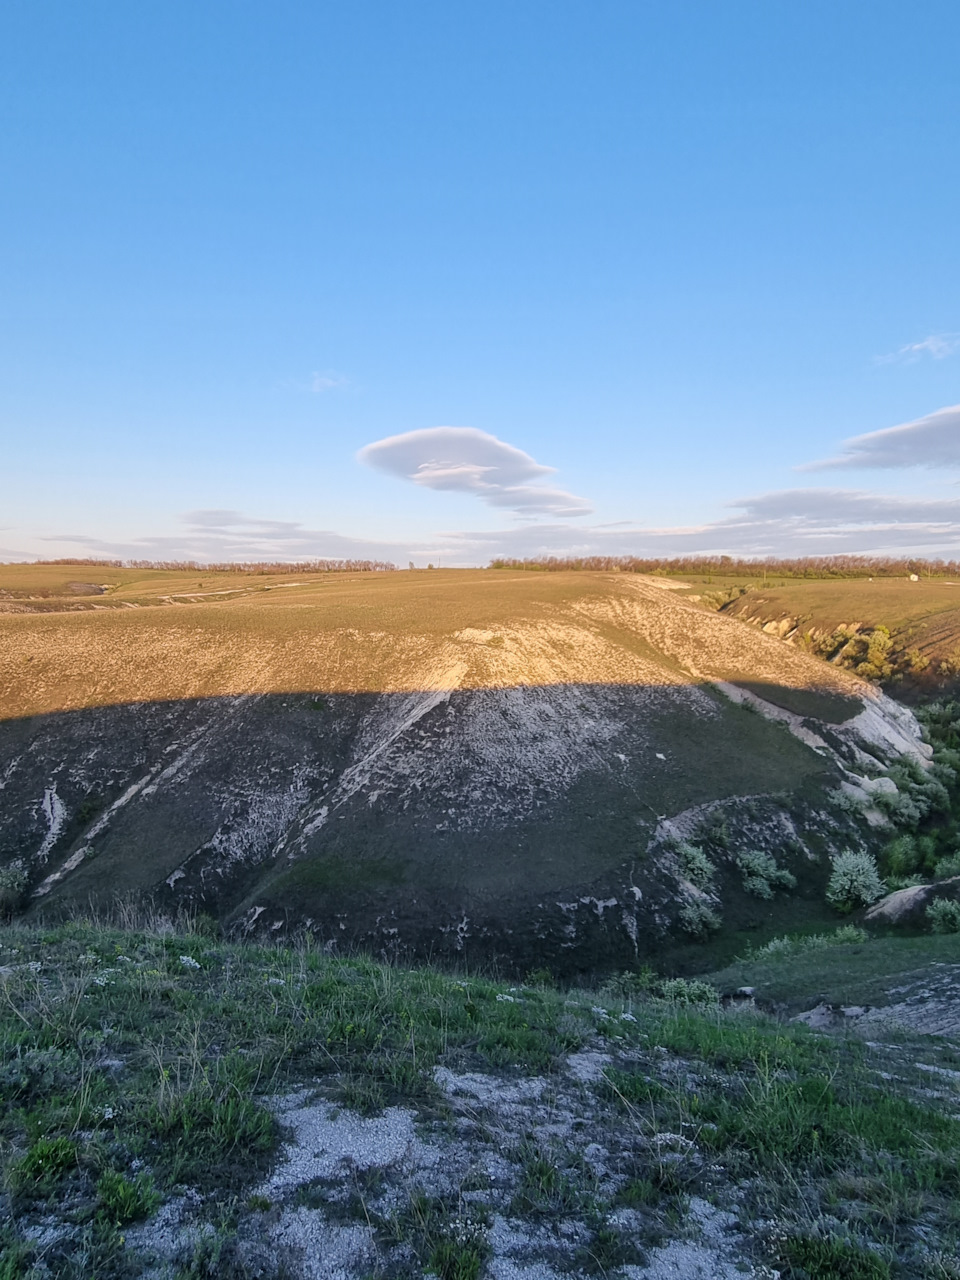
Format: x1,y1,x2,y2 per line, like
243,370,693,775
179,955,201,970
496,993,516,1003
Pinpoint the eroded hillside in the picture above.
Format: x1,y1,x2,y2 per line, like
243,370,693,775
0,570,931,969
719,575,960,688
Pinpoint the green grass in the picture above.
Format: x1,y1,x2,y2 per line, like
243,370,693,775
96,1168,162,1226
8,1135,77,1197
272,852,408,897
722,575,960,690
709,930,960,1010
776,1234,892,1279
4,916,960,1277
388,1193,490,1280
731,680,862,722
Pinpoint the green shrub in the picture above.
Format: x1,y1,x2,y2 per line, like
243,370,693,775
599,968,657,998
678,900,721,938
933,853,960,880
599,971,718,1004
755,935,795,957
0,1046,76,1106
830,924,870,945
676,842,715,889
880,834,921,878
754,926,868,958
875,762,951,831
927,898,960,934
0,865,28,918
657,977,719,1005
735,849,797,899
826,851,886,912
884,875,928,891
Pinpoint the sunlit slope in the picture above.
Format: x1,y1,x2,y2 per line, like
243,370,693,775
721,576,960,684
0,571,930,968
2,569,871,719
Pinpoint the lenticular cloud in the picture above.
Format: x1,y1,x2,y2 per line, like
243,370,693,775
358,426,592,517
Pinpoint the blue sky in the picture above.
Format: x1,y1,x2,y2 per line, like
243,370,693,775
2,1,959,564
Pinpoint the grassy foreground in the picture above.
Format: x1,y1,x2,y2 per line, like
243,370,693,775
2,916,960,1278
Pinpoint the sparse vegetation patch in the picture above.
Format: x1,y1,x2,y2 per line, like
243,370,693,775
2,915,960,1277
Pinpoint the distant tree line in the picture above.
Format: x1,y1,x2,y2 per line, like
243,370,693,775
34,558,397,573
488,555,960,578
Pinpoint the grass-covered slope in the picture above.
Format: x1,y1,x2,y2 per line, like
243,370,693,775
718,575,960,689
0,570,929,968
2,915,960,1278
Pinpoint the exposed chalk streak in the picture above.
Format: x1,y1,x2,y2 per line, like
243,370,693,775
298,665,468,840
34,695,264,895
35,785,67,862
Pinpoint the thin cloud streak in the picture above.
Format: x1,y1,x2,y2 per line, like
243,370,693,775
442,489,960,561
44,511,408,566
37,487,960,567
876,333,960,364
310,370,349,392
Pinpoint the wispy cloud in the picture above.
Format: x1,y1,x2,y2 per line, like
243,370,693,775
876,333,960,364
803,404,960,471
310,370,349,392
357,426,593,517
45,487,960,567
45,511,407,565
439,488,960,560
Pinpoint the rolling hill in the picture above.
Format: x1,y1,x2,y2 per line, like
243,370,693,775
0,567,931,972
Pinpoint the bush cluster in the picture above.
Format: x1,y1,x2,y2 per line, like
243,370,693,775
675,842,715,889
735,850,797,899
678,900,722,938
600,970,718,1005
754,926,868,958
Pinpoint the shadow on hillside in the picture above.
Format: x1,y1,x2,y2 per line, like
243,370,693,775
0,680,860,972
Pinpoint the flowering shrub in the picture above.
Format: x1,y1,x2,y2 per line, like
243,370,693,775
825,851,886,912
